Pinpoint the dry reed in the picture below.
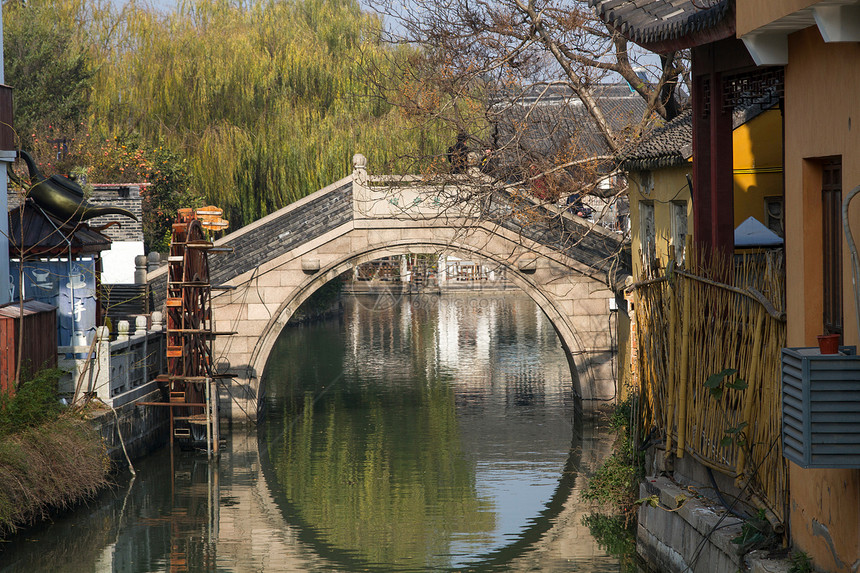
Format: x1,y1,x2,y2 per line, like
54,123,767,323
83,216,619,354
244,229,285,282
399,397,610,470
631,246,787,522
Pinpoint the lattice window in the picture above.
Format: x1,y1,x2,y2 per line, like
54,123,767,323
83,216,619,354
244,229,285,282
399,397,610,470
722,67,784,111
822,159,842,337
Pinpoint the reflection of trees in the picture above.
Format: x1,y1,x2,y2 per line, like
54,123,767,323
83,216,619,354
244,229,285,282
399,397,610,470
266,376,494,570
262,301,495,569
259,292,586,570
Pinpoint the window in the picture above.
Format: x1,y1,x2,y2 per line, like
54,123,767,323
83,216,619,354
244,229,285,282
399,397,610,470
764,197,784,237
639,171,654,196
671,201,688,264
822,159,842,337
639,201,655,269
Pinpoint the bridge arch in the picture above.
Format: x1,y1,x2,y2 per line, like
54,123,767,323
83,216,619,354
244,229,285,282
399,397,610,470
250,240,585,405
150,166,627,421
209,221,617,422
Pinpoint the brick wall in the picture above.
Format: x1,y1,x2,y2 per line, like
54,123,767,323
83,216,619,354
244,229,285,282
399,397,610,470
150,181,353,309
86,185,144,242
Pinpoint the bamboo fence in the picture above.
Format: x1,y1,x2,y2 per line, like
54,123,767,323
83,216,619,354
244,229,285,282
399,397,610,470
631,246,787,523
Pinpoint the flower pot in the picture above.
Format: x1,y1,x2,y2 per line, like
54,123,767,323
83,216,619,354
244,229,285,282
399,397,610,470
817,334,841,354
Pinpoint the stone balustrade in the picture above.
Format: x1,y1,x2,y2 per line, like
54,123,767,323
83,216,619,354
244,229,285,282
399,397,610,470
58,311,166,408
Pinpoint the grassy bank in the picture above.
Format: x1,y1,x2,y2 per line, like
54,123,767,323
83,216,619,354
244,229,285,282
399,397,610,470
581,396,645,572
0,370,111,538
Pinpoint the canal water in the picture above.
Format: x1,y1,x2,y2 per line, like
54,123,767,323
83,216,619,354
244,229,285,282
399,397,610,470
0,291,624,572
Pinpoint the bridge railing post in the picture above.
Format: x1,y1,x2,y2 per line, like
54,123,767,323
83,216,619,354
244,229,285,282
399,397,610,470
352,152,371,219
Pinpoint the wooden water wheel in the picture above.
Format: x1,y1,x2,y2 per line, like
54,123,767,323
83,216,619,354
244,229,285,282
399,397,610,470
165,209,213,444
160,206,236,451
141,207,231,454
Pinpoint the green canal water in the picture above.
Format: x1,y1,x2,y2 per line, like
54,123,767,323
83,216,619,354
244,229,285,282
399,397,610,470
0,291,626,572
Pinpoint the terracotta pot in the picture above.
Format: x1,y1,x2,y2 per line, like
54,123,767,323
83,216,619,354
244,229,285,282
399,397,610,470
817,334,841,354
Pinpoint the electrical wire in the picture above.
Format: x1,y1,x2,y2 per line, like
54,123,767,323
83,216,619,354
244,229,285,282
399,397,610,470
841,184,860,343
648,179,693,205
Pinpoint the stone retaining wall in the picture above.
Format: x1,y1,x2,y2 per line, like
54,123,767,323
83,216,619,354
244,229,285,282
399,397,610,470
637,475,790,573
89,388,169,465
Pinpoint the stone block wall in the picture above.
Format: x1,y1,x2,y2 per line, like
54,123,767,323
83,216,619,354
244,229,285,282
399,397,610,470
89,388,169,465
637,475,792,573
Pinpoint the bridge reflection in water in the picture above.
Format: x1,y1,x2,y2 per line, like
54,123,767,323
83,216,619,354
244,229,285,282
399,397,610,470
0,292,622,573
259,291,622,572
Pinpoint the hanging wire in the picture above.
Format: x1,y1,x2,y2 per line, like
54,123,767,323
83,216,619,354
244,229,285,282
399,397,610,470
841,184,860,342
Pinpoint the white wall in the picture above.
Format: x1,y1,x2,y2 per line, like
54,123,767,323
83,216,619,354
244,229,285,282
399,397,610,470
100,241,145,284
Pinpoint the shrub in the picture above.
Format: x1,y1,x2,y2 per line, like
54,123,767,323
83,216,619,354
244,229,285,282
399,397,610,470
0,368,65,437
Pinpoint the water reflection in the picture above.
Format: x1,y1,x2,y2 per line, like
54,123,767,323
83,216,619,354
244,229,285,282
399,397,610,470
260,292,620,571
0,291,621,572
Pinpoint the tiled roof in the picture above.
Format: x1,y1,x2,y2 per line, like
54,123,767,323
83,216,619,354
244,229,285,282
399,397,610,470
621,95,779,171
492,84,648,169
588,0,734,52
8,199,112,257
621,109,693,171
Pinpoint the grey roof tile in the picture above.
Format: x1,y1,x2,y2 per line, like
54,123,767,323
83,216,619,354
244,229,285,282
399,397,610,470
620,108,692,171
588,0,732,50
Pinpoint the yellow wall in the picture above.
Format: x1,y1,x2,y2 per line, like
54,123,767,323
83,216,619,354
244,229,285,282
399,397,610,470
733,108,784,230
779,25,860,573
629,108,783,280
628,165,692,279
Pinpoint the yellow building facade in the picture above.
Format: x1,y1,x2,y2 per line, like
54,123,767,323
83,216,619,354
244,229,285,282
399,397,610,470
628,106,784,279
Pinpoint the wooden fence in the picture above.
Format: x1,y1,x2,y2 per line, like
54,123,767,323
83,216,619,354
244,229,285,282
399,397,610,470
631,248,787,523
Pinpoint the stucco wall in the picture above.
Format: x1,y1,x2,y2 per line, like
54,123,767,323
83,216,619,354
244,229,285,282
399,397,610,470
782,25,860,573
733,108,784,229
628,165,692,279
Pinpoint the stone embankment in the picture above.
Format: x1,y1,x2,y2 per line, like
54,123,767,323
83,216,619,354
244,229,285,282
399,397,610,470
637,455,791,573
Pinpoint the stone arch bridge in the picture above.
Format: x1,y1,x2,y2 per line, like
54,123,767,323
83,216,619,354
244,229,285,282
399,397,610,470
149,155,630,422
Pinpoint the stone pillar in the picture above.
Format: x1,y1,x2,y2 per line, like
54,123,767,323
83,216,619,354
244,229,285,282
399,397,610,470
147,252,161,274
150,311,163,332
400,255,410,283
134,315,148,336
352,153,370,217
149,310,164,375
438,254,447,283
134,255,148,284
116,320,130,342
95,326,112,403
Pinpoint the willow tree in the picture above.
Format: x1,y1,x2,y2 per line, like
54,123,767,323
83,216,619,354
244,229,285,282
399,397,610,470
2,0,95,142
81,0,448,227
3,0,450,230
